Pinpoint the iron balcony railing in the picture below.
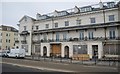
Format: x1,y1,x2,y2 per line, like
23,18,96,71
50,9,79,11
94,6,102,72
32,37,120,43
15,40,19,43
32,40,41,44
21,40,27,44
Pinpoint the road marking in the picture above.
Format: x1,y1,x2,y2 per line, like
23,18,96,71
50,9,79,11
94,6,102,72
1,62,75,72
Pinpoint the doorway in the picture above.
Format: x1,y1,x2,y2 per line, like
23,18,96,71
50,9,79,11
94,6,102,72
64,46,69,58
92,45,98,59
43,46,47,57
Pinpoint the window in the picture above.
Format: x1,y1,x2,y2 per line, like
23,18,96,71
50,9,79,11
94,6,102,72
109,30,115,39
55,23,58,28
9,40,10,43
6,33,8,36
73,45,87,54
79,32,84,40
90,18,96,23
36,26,39,30
24,26,26,31
63,33,67,40
6,39,7,42
109,15,114,21
88,32,93,39
65,21,69,26
35,45,41,53
76,20,81,25
24,36,26,40
43,34,47,41
104,44,118,55
46,24,49,28
32,26,34,30
107,2,115,8
56,33,59,41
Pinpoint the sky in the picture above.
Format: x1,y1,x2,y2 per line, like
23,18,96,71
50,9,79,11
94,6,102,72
0,0,118,29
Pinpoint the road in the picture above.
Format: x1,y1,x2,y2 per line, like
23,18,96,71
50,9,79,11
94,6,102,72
2,63,46,72
1,58,119,74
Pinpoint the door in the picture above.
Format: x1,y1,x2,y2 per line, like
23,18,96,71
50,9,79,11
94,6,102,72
64,46,69,58
51,44,61,57
92,45,98,59
43,46,47,57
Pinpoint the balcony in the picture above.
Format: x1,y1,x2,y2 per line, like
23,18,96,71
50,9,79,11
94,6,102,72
15,40,19,43
39,36,120,43
32,40,41,44
21,40,27,44
20,31,30,36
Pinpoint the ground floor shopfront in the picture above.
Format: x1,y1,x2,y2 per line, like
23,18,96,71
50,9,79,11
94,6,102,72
21,40,119,60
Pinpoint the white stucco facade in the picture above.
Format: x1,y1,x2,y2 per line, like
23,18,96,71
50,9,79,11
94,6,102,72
18,2,120,59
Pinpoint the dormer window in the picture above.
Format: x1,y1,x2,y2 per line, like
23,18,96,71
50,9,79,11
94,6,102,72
80,6,92,12
107,2,115,8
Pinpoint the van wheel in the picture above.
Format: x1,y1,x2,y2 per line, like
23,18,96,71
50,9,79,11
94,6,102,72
15,56,18,59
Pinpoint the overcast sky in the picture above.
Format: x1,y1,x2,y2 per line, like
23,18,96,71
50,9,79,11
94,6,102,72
0,0,118,29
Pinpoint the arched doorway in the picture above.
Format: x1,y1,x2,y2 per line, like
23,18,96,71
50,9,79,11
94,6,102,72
64,46,69,58
43,46,47,57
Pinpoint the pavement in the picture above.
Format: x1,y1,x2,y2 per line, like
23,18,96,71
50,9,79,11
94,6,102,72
1,58,118,72
25,56,119,67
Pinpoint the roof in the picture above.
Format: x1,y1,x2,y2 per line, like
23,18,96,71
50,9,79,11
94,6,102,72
19,15,36,22
0,25,18,32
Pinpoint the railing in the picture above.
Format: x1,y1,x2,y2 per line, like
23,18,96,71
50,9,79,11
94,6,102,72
20,31,30,36
34,37,119,43
15,40,19,43
32,40,41,44
25,54,119,67
21,40,27,44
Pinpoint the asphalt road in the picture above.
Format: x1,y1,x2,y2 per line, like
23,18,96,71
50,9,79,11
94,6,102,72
1,58,119,74
2,63,48,72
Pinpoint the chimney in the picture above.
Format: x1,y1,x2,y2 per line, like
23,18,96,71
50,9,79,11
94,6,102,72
36,13,41,20
99,1,104,9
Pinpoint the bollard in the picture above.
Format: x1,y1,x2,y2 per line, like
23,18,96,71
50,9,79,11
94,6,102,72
109,58,110,66
94,56,97,65
51,56,53,61
60,57,62,63
70,57,72,63
82,56,83,64
44,56,45,61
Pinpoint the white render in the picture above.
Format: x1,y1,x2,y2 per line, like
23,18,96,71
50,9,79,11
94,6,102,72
18,2,120,59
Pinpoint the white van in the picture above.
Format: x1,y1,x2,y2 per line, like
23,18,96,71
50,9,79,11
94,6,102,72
7,49,25,58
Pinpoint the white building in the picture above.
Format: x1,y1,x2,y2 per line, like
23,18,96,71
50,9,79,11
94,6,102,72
18,1,120,59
